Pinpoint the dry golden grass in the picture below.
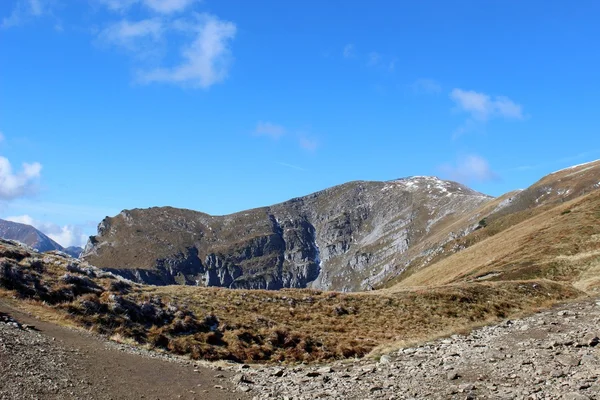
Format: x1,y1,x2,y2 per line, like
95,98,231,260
134,279,580,362
0,240,583,363
1,177,598,364
392,190,600,290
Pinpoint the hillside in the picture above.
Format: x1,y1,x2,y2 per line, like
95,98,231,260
82,177,491,291
0,219,83,258
390,159,600,290
1,160,599,367
0,239,581,364
0,219,63,253
390,187,600,292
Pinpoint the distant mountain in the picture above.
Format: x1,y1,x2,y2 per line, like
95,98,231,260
82,177,491,291
0,219,83,258
0,219,64,253
64,246,84,258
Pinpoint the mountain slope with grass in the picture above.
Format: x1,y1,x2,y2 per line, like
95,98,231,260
0,239,581,363
389,160,600,292
383,159,600,288
1,161,599,364
81,177,491,291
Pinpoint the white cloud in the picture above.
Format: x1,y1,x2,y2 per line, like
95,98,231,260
97,0,137,11
255,121,286,139
5,214,88,248
412,78,442,94
143,0,198,14
343,43,355,59
0,157,42,200
2,0,47,28
99,18,164,51
450,88,524,121
99,0,199,14
6,214,35,226
440,155,499,183
138,13,236,89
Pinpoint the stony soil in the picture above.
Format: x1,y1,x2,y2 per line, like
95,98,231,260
235,297,600,400
0,301,246,400
3,296,600,399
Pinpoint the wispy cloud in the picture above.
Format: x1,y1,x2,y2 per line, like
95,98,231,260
0,131,5,143
367,51,381,67
299,136,318,152
450,88,524,121
342,43,356,59
5,214,90,247
368,51,396,72
0,156,42,200
99,0,200,14
342,44,395,72
411,78,442,94
252,122,320,152
2,0,46,28
440,154,499,184
138,13,236,89
98,18,164,54
254,121,286,139
450,88,525,138
275,162,306,172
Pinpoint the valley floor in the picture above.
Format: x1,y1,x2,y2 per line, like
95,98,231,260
0,300,245,400
2,296,600,400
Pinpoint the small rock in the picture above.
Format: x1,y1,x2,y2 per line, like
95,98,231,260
447,372,459,380
317,366,333,374
379,355,391,365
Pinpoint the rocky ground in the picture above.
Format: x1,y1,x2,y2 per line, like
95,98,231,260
2,296,600,399
0,303,245,400
235,297,600,400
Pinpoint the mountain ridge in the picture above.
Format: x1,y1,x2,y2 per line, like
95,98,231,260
0,219,83,258
81,162,600,292
82,176,491,291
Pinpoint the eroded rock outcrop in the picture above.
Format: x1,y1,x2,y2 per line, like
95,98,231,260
82,177,491,291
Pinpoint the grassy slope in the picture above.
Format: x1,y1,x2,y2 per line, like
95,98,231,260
2,161,599,364
391,190,600,291
0,240,581,363
384,160,600,288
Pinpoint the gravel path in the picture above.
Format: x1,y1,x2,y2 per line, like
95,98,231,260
3,296,600,400
0,301,247,400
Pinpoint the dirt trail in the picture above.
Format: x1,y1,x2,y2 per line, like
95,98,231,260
0,300,247,400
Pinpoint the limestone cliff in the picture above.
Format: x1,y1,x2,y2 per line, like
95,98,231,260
82,177,491,291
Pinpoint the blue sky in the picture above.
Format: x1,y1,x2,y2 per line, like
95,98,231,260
1,0,599,247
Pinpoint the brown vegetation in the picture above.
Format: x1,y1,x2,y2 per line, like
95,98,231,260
0,240,582,363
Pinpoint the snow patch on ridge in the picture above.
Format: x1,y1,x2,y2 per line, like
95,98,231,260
551,159,600,175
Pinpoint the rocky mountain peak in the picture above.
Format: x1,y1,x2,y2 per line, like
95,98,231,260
81,176,492,291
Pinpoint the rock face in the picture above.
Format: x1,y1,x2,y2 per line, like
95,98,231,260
0,219,63,253
81,177,491,291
